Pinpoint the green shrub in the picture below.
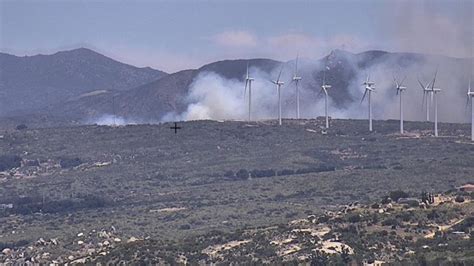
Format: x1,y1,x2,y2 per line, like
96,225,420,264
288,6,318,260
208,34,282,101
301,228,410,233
454,195,465,203
250,169,276,178
277,169,294,176
389,190,409,202
235,169,249,179
16,124,27,130
382,218,398,227
59,157,83,168
347,213,361,223
0,155,21,171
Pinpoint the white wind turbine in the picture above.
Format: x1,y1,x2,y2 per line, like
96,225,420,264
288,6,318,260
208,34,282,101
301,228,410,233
428,69,441,137
243,63,254,121
361,75,376,132
393,74,407,134
466,79,474,141
418,77,432,121
318,69,332,129
271,65,285,126
292,55,302,119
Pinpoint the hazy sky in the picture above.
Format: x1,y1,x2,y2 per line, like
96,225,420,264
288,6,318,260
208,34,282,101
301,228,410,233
1,0,472,72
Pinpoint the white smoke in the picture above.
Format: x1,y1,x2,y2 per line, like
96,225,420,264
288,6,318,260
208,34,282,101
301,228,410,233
350,55,472,123
87,114,138,126
162,52,472,124
162,61,337,122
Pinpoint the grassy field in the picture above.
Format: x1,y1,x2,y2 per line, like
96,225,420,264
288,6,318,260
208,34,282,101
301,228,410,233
0,118,472,262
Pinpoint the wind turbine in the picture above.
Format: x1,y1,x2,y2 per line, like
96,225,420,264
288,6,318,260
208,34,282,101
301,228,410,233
318,69,332,129
243,63,254,121
361,75,376,132
428,69,441,137
393,74,407,134
271,65,285,126
418,77,432,121
292,54,302,119
467,79,474,141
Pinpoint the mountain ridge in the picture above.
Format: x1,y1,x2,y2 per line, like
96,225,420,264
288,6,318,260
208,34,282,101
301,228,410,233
0,47,168,114
1,48,472,126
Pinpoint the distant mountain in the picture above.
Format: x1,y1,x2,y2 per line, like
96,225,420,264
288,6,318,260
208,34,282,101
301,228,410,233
47,58,281,123
2,49,471,127
0,48,167,114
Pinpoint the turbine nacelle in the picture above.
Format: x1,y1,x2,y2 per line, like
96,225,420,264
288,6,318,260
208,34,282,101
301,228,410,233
322,85,332,90
272,81,284,85
292,76,302,81
363,75,375,86
396,86,407,95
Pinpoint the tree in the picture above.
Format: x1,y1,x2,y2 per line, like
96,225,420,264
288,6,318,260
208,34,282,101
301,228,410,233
389,190,409,202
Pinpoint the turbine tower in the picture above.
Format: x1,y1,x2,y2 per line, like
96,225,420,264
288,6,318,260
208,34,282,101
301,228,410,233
467,79,474,141
418,77,432,121
361,75,376,132
243,63,254,121
393,74,407,134
428,70,441,137
292,55,302,119
318,70,332,129
271,65,285,125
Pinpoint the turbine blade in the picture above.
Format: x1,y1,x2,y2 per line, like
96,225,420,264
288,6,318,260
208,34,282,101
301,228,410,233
361,89,368,104
277,64,283,83
422,91,426,110
246,62,249,79
417,78,425,90
244,80,248,99
317,88,324,98
431,67,438,91
295,53,299,76
400,75,407,87
323,70,326,86
393,74,399,88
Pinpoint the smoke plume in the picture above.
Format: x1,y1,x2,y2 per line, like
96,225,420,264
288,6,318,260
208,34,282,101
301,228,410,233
163,51,472,124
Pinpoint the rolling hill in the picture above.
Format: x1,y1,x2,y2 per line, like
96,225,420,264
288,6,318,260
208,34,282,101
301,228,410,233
0,48,167,115
1,48,471,127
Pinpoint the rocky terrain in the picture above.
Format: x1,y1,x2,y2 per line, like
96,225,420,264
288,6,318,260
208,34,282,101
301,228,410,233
90,193,473,265
0,118,472,263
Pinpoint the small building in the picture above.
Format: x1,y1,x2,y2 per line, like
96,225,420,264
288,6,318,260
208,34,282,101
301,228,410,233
397,198,420,207
458,184,474,193
0,203,13,209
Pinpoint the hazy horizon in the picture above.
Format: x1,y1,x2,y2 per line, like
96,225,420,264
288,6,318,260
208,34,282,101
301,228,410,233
1,0,472,72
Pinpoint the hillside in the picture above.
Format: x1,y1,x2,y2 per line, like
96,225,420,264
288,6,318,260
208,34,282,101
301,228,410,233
0,48,167,114
16,49,471,126
0,118,472,263
1,48,472,128
45,58,282,124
